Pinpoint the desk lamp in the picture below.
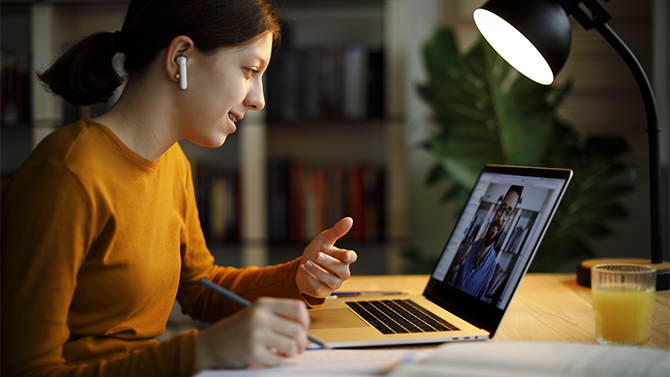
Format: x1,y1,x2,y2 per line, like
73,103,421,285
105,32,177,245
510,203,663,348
472,0,669,290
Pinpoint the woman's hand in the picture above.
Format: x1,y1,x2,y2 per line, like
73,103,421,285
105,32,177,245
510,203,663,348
295,217,357,298
194,297,310,371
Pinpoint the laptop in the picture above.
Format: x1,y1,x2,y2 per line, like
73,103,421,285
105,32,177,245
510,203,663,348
308,164,573,348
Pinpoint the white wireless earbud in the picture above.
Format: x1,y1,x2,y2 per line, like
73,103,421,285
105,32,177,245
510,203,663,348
176,56,187,90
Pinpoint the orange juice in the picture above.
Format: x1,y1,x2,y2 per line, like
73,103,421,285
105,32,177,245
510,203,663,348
592,286,655,345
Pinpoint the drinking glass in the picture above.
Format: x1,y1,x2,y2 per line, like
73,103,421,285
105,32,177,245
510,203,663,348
591,264,656,346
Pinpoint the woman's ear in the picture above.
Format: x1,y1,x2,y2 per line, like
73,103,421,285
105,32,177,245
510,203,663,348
165,36,195,88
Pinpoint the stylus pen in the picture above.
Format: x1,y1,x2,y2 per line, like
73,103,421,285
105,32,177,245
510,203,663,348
199,278,331,349
330,291,406,297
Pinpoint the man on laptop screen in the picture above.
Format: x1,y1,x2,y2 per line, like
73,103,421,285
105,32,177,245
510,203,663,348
444,185,523,299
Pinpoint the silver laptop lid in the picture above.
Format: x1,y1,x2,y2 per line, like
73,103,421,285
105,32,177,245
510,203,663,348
424,164,573,336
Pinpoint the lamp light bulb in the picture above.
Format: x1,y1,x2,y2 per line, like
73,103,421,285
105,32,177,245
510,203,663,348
474,8,554,85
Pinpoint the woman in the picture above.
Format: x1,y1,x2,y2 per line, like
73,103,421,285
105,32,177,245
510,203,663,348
1,0,357,376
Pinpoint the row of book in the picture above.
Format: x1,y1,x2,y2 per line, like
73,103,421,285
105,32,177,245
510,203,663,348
191,159,386,245
1,51,32,127
266,44,385,124
268,159,386,244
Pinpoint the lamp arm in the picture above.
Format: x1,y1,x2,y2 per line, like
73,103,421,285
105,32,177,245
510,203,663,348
592,18,663,264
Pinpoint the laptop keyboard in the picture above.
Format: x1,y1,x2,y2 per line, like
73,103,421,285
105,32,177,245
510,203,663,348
345,299,460,335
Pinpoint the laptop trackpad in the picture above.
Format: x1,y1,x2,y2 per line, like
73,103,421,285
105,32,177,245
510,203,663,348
310,308,368,329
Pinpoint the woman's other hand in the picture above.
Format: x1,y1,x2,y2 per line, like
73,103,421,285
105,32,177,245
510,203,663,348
295,217,357,298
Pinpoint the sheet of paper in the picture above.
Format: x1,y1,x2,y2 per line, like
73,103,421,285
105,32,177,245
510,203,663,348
195,349,432,377
387,341,670,377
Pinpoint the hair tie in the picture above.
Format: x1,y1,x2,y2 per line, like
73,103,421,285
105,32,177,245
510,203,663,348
113,30,126,54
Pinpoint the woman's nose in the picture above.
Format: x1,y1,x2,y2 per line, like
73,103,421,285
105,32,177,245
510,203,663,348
244,80,265,110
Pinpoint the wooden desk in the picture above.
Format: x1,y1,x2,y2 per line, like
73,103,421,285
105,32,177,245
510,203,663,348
338,273,670,350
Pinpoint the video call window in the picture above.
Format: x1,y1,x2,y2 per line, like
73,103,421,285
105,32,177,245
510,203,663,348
432,173,566,310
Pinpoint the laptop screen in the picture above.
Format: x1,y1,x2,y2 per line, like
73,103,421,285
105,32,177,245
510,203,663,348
424,165,572,335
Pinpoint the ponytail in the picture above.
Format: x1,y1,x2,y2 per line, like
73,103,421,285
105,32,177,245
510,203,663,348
38,32,123,106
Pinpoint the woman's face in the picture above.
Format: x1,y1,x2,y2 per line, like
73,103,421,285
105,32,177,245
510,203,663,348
180,33,272,147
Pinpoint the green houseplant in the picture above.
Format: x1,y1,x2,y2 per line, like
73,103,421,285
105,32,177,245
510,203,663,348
413,27,635,272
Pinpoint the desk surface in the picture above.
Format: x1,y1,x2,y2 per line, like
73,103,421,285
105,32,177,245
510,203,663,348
339,273,669,350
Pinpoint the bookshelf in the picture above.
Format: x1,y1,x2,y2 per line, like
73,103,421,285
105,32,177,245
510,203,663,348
2,0,411,275
258,1,389,272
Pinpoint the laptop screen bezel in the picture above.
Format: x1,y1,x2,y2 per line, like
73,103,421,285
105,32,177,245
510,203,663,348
422,164,573,336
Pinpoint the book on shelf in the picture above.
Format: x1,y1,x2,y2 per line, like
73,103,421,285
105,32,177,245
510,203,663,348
326,163,345,231
322,48,343,119
312,167,328,237
267,159,291,242
304,47,324,120
342,44,368,122
1,51,31,127
288,159,305,244
192,162,241,243
348,165,365,241
366,165,385,241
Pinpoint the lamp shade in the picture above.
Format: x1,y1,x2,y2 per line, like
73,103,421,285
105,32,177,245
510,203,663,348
474,0,572,85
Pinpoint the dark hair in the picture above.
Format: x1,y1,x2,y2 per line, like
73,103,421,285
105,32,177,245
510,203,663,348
38,0,281,106
506,185,524,200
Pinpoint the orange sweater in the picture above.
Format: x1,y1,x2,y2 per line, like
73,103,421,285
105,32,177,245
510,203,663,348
1,119,322,377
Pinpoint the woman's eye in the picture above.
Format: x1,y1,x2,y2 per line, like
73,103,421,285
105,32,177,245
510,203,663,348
245,68,258,78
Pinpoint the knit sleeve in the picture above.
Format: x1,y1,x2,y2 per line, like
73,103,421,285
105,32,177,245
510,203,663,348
2,163,93,376
1,164,198,377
